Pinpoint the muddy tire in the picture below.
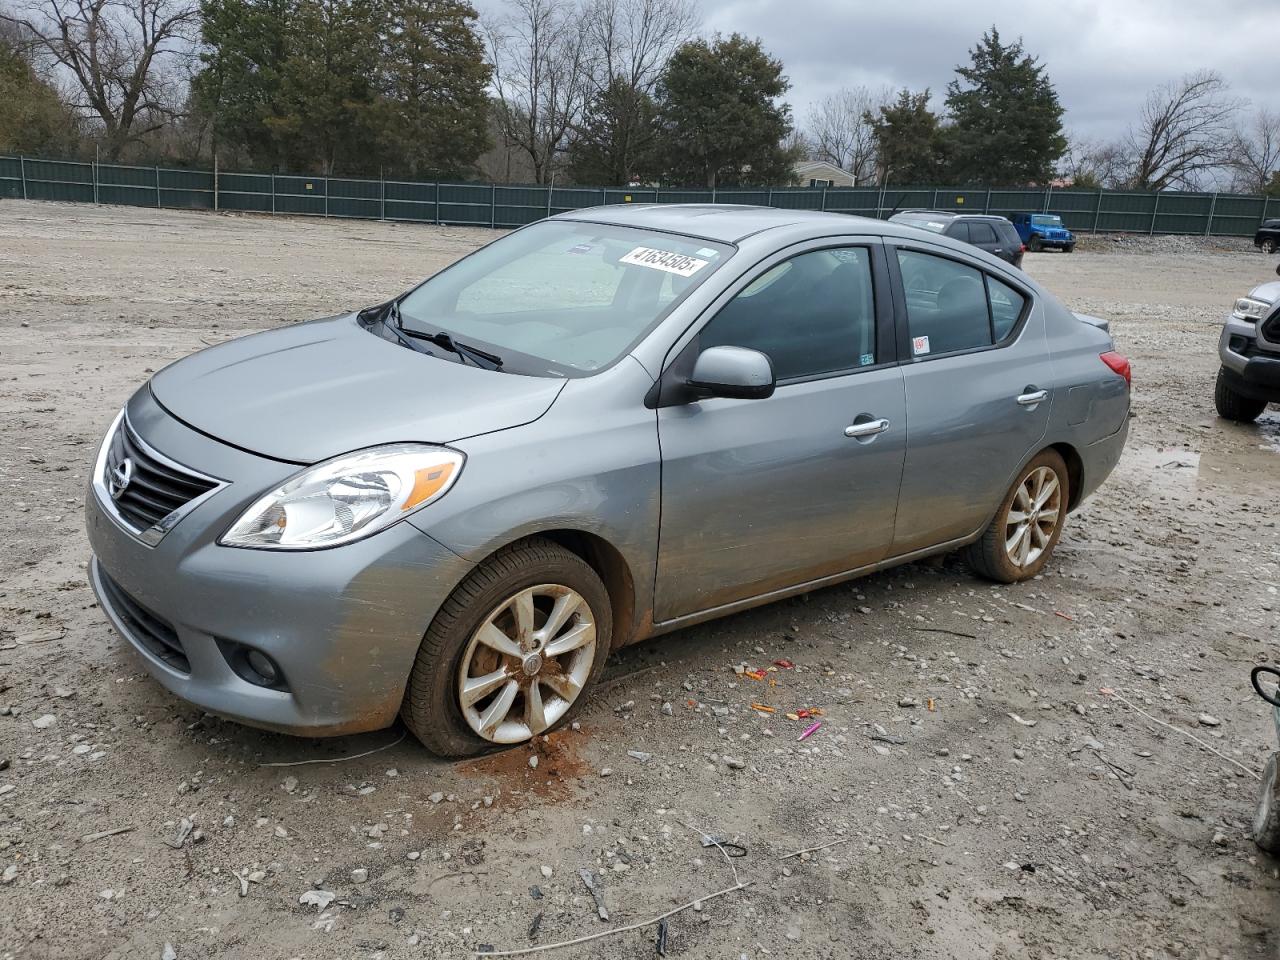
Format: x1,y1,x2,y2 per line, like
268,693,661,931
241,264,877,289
400,537,611,758
1253,754,1280,853
1214,368,1267,423
966,449,1069,584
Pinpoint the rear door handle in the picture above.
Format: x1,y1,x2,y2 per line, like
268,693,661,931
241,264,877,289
1017,389,1049,406
844,418,890,438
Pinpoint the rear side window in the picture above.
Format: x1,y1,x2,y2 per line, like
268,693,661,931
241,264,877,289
700,247,877,380
987,276,1027,339
896,250,1028,357
969,222,998,244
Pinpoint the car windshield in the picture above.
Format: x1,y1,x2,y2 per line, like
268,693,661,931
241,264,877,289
1032,215,1064,226
892,215,949,234
397,220,732,376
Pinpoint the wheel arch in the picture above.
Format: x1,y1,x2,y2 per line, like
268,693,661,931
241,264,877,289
1047,441,1085,512
470,528,640,651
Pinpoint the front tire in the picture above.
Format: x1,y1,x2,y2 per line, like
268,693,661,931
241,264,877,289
401,537,612,757
1064,244,1075,253
1262,238,1277,255
966,450,1069,583
1215,368,1268,423
1254,753,1280,853
1028,236,1043,252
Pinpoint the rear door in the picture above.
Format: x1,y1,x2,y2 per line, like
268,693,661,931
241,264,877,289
654,240,906,622
886,241,1054,554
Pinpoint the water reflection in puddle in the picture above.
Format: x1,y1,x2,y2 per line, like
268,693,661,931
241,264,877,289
1124,411,1278,496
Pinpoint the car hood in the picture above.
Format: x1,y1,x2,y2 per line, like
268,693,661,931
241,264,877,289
1249,280,1280,305
149,315,566,463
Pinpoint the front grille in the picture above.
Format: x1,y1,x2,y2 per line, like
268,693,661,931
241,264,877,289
1260,307,1280,347
103,419,218,534
98,571,189,673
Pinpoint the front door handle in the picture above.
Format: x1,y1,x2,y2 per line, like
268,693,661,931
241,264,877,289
1017,389,1049,406
844,418,890,438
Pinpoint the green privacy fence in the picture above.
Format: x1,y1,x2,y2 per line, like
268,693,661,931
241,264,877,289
0,154,1274,236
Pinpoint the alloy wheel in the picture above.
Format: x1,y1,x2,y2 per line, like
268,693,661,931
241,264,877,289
1004,465,1062,569
456,584,597,744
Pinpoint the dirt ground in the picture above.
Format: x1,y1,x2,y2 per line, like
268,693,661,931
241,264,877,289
1,200,1278,960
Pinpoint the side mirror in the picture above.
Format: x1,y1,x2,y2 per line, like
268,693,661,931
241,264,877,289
687,345,775,400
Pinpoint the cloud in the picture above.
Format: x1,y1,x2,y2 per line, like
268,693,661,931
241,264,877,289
695,0,1276,139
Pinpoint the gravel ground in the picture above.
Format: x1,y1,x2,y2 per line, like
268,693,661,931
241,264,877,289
1,200,1279,960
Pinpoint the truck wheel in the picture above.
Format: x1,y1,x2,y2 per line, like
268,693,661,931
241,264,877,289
966,449,1069,583
1029,236,1043,252
1064,244,1075,253
1262,238,1278,255
400,537,612,757
1214,368,1268,423
1253,753,1280,853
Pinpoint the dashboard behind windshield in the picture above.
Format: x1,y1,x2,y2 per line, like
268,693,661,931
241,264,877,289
397,221,733,376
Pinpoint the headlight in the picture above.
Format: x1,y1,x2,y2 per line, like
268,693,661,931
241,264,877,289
221,444,464,550
1233,297,1271,322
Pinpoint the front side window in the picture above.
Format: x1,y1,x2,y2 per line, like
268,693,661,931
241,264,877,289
699,247,877,381
398,221,731,375
897,250,1027,357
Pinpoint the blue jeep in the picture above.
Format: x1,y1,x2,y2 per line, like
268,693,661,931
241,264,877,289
1012,213,1076,253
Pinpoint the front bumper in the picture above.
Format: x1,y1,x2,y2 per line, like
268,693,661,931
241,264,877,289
1218,320,1280,402
87,392,473,736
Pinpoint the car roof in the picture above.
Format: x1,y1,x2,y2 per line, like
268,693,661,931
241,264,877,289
892,209,1011,223
554,203,925,244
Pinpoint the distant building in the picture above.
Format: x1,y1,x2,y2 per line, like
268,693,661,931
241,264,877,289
793,160,857,188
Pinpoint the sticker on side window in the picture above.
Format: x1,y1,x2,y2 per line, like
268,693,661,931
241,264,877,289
912,335,930,356
619,247,709,277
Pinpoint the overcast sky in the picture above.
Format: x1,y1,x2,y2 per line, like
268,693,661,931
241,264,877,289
698,0,1278,141
478,0,1278,144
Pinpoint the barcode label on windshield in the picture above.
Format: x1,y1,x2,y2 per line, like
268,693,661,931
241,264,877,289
620,247,709,277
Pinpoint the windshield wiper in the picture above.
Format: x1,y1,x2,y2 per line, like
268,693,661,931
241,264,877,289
371,299,504,371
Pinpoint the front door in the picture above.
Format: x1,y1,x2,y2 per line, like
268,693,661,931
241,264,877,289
887,242,1053,554
654,242,906,622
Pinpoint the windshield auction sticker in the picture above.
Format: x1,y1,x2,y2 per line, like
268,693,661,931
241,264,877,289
620,247,710,277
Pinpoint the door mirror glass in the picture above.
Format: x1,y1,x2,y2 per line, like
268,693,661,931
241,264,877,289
687,345,775,400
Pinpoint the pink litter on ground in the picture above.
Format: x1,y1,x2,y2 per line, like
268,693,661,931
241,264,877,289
797,721,821,742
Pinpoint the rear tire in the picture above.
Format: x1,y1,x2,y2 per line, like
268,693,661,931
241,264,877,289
966,450,1069,584
1262,238,1278,255
1253,753,1280,853
1215,368,1268,423
401,537,612,757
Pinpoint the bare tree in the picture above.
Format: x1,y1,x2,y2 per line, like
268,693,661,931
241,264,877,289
1,0,196,159
1060,135,1132,188
582,0,697,94
803,85,891,185
1125,70,1242,191
487,0,591,184
1230,106,1280,195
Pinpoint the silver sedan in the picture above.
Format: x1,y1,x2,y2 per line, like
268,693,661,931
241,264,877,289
86,205,1130,755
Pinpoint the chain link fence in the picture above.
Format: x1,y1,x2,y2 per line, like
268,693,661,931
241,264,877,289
1,154,1274,237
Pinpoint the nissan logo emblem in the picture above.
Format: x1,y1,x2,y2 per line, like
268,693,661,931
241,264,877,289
109,458,134,500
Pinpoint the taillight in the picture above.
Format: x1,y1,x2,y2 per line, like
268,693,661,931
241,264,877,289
1020,243,1027,253
1100,351,1131,387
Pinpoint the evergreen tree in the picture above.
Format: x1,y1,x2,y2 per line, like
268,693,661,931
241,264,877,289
379,0,491,179
654,34,795,188
567,77,660,185
944,27,1066,185
866,89,946,186
0,28,81,156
